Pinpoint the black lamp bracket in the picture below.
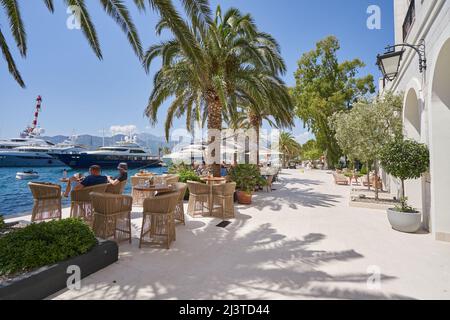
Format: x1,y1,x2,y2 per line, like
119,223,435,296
384,39,426,73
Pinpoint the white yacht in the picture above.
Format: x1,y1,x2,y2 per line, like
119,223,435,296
52,138,161,169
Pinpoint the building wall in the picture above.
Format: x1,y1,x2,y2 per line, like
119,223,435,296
382,0,450,239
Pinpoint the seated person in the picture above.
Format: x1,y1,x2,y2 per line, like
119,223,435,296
220,162,228,177
63,165,108,197
107,162,128,185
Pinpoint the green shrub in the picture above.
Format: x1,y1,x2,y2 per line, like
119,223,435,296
380,139,430,212
0,218,97,276
360,165,368,175
168,162,191,174
229,164,266,193
0,215,4,230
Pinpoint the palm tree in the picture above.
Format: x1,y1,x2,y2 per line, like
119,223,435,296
228,97,294,165
1,0,143,87
279,132,301,168
144,4,291,175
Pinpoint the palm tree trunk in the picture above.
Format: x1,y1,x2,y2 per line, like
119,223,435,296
248,112,261,166
206,91,222,177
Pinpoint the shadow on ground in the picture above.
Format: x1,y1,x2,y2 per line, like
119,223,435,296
251,175,341,211
53,212,413,300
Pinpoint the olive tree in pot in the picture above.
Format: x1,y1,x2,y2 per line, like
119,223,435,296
380,139,430,233
229,164,266,204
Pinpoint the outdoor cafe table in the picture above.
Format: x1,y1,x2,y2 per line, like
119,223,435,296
133,184,175,206
200,176,226,185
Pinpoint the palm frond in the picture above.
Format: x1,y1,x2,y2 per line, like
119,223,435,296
99,0,143,60
65,0,102,59
42,0,54,12
1,0,27,57
0,27,25,87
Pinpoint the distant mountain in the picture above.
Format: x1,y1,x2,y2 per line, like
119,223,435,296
41,134,176,154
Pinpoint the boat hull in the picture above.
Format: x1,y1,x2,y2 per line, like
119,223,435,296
0,155,64,167
52,153,162,169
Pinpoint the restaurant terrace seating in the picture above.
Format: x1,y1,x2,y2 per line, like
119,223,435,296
131,176,151,206
105,180,127,195
28,182,62,222
139,192,179,249
173,182,188,225
187,181,211,217
212,182,236,219
165,174,180,185
70,183,109,224
90,192,132,243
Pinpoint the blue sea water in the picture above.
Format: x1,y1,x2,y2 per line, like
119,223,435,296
0,166,168,217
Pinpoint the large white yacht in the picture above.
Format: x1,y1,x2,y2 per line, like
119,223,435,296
52,137,161,169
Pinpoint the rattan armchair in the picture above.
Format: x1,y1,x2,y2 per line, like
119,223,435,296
28,182,62,222
70,183,109,224
187,181,211,217
131,176,152,206
106,180,127,195
265,175,274,192
90,192,133,243
139,192,179,249
165,174,180,185
173,182,188,225
212,182,236,219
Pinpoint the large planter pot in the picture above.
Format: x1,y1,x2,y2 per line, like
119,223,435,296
387,208,422,233
237,191,252,205
0,240,118,300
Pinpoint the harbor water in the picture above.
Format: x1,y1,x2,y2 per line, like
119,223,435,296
0,166,168,217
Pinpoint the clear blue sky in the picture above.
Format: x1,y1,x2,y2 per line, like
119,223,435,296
0,0,394,143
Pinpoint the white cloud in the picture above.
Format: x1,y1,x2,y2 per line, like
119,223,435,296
294,131,315,145
110,125,137,136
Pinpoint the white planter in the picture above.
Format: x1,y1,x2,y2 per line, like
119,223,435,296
387,208,422,233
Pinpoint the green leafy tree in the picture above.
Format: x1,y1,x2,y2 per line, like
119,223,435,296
1,0,144,87
292,36,375,168
143,5,291,176
300,139,323,161
330,92,403,199
380,139,429,211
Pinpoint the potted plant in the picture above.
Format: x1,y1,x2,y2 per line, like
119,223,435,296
229,164,266,204
380,139,430,233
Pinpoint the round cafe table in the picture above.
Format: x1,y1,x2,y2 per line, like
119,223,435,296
200,176,226,185
132,184,175,206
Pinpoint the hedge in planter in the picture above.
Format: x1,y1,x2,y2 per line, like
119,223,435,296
0,218,97,277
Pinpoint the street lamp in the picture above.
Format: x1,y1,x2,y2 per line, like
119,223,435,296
376,39,426,81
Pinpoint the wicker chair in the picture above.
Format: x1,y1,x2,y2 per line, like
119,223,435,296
106,180,127,195
28,182,62,222
90,192,132,243
70,183,109,224
165,174,180,185
131,176,152,206
187,181,211,217
139,192,179,249
265,175,274,192
212,182,236,219
173,182,188,225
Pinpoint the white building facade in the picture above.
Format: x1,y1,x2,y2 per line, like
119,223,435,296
381,0,450,241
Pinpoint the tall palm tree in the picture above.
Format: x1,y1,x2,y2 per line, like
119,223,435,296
1,0,143,87
279,132,301,168
144,4,291,175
